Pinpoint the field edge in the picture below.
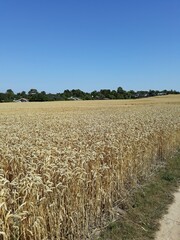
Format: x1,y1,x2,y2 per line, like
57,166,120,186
97,149,180,240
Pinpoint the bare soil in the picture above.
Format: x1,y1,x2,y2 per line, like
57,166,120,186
155,188,180,240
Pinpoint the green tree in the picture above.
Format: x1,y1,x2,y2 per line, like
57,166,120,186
117,87,126,99
117,87,125,95
28,89,38,95
100,89,111,98
6,89,14,101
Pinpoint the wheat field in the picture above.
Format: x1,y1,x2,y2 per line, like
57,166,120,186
0,95,180,240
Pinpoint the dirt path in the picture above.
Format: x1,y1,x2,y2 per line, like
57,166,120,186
155,188,180,240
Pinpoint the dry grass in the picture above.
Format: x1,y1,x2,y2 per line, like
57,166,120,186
0,96,180,239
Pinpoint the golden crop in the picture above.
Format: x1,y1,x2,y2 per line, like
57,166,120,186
0,95,180,239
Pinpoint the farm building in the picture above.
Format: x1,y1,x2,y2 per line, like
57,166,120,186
14,98,29,102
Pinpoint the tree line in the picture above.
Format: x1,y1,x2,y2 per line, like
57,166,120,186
0,87,179,102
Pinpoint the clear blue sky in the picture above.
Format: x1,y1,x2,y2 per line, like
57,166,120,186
0,0,180,93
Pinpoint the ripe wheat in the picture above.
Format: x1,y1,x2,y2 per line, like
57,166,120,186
0,95,180,239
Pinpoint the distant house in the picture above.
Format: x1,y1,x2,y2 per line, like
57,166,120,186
67,96,81,101
14,98,29,103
